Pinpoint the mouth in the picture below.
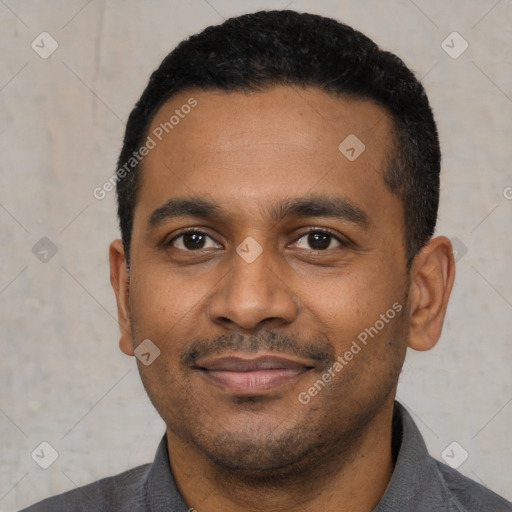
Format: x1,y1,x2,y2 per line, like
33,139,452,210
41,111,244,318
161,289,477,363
194,353,314,394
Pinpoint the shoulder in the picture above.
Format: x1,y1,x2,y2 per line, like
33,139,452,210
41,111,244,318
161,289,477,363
383,402,512,512
433,458,512,512
19,463,152,512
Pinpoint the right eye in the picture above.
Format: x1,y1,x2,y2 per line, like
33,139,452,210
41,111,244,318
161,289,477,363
167,230,222,251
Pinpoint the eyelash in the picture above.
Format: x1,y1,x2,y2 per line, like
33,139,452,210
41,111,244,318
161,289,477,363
166,228,349,251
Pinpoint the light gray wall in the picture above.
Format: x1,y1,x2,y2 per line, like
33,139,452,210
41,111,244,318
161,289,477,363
1,1,511,509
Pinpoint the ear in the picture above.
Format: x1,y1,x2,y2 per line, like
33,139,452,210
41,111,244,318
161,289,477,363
109,239,134,356
407,236,456,351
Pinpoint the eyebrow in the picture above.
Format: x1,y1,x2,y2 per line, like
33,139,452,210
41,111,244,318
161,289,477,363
148,198,221,227
266,196,370,228
147,195,370,229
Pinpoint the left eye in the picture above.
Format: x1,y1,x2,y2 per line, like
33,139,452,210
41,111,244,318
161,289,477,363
169,231,220,251
294,231,342,251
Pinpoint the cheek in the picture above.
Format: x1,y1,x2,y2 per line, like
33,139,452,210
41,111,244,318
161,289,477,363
128,268,197,412
299,262,405,347
128,265,206,350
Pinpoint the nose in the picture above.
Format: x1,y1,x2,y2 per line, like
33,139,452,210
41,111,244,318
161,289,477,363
207,242,298,332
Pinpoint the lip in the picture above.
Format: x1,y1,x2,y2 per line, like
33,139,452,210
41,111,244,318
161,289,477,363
195,354,313,394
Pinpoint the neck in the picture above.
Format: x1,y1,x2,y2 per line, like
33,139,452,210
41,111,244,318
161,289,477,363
166,401,396,512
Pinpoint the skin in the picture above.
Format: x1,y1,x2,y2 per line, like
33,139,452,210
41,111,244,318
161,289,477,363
110,86,455,512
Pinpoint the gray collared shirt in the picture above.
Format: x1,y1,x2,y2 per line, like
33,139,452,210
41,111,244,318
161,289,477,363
21,402,512,511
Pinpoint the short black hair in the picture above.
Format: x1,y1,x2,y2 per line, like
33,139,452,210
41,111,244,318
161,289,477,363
116,10,440,269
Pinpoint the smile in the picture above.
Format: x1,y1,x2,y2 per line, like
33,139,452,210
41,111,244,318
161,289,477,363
195,354,313,394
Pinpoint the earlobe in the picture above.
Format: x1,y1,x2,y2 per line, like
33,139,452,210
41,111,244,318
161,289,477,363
407,236,456,352
109,239,134,356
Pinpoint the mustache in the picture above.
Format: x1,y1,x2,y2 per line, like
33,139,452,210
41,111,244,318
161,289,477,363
180,330,336,368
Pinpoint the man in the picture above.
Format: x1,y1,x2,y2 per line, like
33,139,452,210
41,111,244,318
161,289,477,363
22,9,511,512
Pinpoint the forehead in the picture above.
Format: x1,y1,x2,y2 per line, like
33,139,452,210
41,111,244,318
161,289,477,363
135,86,399,229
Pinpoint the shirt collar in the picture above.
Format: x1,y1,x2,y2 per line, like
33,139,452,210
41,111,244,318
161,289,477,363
373,401,450,511
144,435,189,511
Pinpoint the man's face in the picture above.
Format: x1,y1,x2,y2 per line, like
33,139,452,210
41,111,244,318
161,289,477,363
122,86,411,473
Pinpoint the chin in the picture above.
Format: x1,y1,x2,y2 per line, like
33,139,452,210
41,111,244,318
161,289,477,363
188,420,328,477
201,442,308,475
